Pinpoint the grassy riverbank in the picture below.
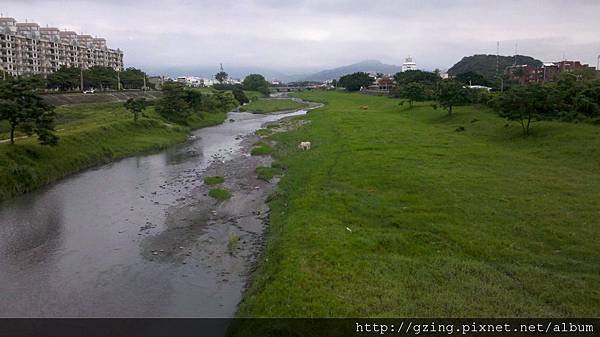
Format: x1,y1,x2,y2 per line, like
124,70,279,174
0,102,226,201
238,91,600,317
240,98,308,114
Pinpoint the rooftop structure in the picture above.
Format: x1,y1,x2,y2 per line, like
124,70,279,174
0,17,123,77
401,56,417,72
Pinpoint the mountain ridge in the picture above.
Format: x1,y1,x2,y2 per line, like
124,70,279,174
299,60,403,82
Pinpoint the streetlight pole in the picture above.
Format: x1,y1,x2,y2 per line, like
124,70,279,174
117,69,121,91
80,66,84,92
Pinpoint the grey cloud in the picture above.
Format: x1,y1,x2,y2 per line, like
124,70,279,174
3,0,599,75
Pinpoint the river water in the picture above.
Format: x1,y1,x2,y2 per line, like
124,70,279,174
0,109,307,318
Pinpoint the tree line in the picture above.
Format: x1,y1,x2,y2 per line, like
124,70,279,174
3,66,152,92
337,69,600,136
1,75,256,146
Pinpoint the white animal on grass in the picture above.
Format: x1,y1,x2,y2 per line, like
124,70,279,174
298,141,311,150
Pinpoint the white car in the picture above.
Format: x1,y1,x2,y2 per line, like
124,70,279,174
83,89,95,94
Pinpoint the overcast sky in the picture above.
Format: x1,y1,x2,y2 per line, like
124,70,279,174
4,0,600,75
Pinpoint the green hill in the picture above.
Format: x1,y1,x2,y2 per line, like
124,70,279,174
448,54,543,81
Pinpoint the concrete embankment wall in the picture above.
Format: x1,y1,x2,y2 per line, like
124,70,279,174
42,91,162,106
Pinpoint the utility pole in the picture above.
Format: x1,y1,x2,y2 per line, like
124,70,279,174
496,41,500,88
80,66,84,91
117,69,121,91
143,73,146,90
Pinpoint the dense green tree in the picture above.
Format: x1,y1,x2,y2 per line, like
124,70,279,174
46,66,81,91
185,90,205,114
85,66,118,90
155,82,191,124
494,83,559,136
397,82,427,108
214,91,238,112
120,68,148,89
215,71,228,84
393,70,439,86
436,80,470,115
0,78,58,145
123,98,147,123
232,88,249,105
242,74,270,95
338,72,372,91
454,71,490,86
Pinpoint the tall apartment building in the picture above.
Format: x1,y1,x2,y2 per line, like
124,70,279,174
0,17,123,77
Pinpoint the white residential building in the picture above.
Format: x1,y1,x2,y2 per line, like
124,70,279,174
401,56,417,72
0,17,123,77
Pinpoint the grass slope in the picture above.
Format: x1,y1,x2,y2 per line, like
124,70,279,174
240,98,307,114
0,102,226,201
238,91,600,317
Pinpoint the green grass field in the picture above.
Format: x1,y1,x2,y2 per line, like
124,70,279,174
0,102,226,201
240,98,308,114
237,90,600,317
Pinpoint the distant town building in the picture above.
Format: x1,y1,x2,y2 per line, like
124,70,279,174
0,17,123,77
467,85,492,92
506,60,595,84
401,56,417,72
148,76,167,89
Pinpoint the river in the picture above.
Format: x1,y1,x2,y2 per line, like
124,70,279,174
0,108,308,318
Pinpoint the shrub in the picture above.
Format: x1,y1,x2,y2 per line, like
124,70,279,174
208,188,232,200
204,176,224,185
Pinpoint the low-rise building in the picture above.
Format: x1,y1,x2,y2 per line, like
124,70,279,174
506,60,595,84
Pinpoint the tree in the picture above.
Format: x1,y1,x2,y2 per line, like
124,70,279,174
494,83,558,136
123,98,147,123
436,80,470,115
397,82,426,108
155,82,191,124
232,87,249,105
120,67,148,89
215,71,229,84
393,70,439,86
454,71,490,86
84,66,118,90
0,78,58,145
242,74,270,95
338,72,372,91
46,66,80,91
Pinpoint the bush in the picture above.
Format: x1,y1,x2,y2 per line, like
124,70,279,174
204,176,225,185
209,188,232,200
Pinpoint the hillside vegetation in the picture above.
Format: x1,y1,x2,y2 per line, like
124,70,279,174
238,91,600,319
448,54,542,81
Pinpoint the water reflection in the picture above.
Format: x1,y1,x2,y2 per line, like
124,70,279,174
0,192,63,264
